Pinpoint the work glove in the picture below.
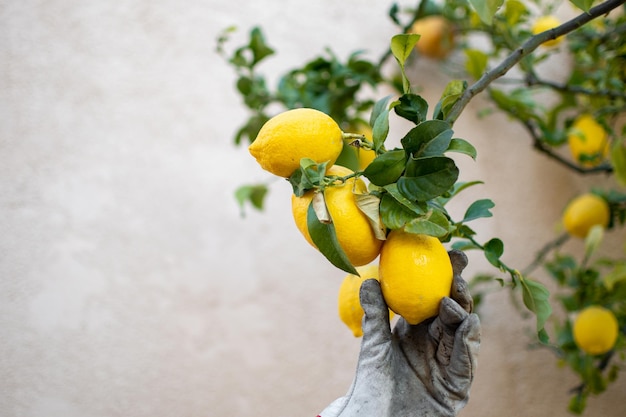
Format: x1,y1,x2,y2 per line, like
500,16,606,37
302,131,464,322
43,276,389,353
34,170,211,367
319,250,480,417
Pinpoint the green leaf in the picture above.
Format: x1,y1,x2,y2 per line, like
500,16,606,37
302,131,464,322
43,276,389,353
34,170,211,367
446,138,477,160
288,159,327,197
584,225,604,259
610,140,626,186
391,33,421,67
520,276,552,342
451,240,482,251
234,184,268,215
404,209,451,238
363,149,406,186
249,27,275,67
306,201,358,275
391,34,420,93
372,108,390,152
379,193,419,230
434,80,467,120
401,120,453,157
569,0,594,12
464,49,488,80
370,95,393,127
484,238,504,267
398,156,459,201
469,0,505,25
603,262,626,291
383,183,427,215
394,94,429,125
463,199,495,222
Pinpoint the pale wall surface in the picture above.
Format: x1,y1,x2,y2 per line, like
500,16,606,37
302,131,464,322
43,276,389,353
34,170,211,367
1,1,625,416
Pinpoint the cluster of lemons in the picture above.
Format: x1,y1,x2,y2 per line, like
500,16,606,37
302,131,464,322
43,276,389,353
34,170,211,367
249,108,453,336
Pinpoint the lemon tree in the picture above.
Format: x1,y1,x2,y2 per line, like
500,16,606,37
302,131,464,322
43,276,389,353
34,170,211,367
221,0,626,413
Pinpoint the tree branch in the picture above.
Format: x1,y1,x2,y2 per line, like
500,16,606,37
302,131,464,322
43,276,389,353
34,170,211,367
445,0,626,125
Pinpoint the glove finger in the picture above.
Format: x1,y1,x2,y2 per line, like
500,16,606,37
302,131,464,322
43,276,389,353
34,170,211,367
359,279,392,353
448,250,468,276
448,250,473,313
447,313,481,387
429,297,468,365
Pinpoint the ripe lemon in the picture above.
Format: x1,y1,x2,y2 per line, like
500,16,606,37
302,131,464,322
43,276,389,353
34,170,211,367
573,306,619,355
532,16,564,47
249,108,344,178
379,229,453,325
409,15,455,60
562,193,610,238
337,264,393,337
291,165,383,267
567,114,609,167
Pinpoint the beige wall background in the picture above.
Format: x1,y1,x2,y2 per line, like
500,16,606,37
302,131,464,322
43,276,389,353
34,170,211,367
2,1,624,416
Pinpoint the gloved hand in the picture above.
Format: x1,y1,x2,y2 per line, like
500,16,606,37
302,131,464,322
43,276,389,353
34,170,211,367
319,250,480,417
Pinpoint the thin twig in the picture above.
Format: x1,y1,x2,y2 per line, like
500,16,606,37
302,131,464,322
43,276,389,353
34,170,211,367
445,0,626,125
521,120,614,174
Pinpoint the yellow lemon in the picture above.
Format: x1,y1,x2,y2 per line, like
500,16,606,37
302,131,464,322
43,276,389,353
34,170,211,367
567,114,610,167
562,193,610,238
352,123,376,171
409,15,455,59
337,264,393,337
532,15,564,47
249,108,343,178
573,306,619,355
291,165,383,267
379,229,453,325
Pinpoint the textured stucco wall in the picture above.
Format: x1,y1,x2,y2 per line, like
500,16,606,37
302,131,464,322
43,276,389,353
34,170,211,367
1,1,625,416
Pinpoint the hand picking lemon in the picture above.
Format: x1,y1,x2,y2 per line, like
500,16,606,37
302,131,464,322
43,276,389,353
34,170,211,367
379,229,453,325
573,306,619,355
338,264,393,337
291,165,383,267
562,193,610,239
249,108,344,178
532,15,564,47
567,114,609,167
409,15,455,60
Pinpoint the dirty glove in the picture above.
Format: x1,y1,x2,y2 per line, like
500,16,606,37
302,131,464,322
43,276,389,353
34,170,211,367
319,250,480,417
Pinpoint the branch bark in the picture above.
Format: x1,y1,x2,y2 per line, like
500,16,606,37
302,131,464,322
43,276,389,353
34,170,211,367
445,0,626,125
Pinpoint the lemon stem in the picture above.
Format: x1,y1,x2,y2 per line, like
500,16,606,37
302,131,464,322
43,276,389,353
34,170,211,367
342,132,374,150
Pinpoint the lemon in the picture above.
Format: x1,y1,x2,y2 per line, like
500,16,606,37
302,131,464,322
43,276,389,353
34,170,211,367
409,16,455,60
350,123,376,171
379,229,453,325
291,165,383,267
573,306,619,355
249,108,344,178
337,264,393,337
532,16,564,47
567,114,609,167
562,193,610,238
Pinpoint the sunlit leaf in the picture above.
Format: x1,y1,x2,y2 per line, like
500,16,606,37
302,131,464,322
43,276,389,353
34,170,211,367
465,49,488,80
569,0,594,12
469,0,505,25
